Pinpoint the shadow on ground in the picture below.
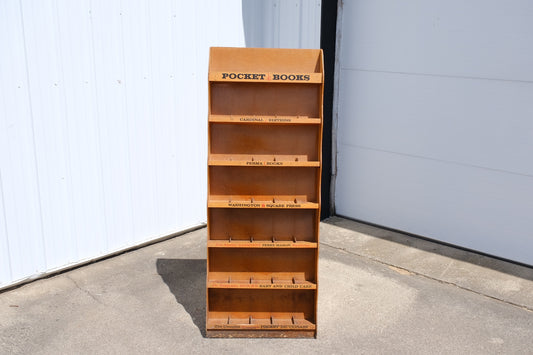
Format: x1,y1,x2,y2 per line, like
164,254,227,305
156,259,206,336
325,216,533,282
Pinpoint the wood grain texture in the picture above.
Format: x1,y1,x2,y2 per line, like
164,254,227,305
207,48,323,338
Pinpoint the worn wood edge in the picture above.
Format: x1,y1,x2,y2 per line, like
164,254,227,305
206,329,316,338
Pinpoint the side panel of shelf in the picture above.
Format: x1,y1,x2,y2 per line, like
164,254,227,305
205,65,212,323
315,50,324,328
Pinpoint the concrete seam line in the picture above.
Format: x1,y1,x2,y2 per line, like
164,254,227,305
320,241,533,313
65,274,107,307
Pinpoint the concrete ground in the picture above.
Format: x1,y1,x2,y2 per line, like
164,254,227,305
1,216,532,354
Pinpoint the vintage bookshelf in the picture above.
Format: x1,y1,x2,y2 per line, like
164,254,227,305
207,47,323,338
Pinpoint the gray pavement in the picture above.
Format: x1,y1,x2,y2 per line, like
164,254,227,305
1,217,532,354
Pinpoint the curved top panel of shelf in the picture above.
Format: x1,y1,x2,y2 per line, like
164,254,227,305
209,72,322,84
209,47,323,75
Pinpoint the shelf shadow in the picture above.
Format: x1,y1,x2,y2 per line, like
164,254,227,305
156,258,206,337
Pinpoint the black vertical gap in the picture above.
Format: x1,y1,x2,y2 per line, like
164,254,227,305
320,0,338,220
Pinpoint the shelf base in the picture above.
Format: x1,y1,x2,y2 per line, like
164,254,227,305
207,312,315,334
206,329,315,338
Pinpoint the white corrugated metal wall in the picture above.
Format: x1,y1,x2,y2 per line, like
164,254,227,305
0,0,322,289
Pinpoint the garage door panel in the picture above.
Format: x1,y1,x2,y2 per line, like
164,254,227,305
336,0,533,264
341,0,533,82
337,69,533,176
335,145,533,265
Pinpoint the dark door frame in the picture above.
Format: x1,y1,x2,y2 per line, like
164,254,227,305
320,0,338,219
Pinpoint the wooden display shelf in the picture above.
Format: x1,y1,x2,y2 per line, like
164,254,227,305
207,312,315,330
207,47,323,338
209,114,321,125
207,238,317,248
208,154,319,167
208,195,319,209
208,47,321,71
209,72,322,84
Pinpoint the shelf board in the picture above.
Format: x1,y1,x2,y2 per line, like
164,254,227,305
207,312,315,330
209,115,321,125
208,281,316,290
208,154,319,167
209,72,322,84
208,195,319,209
208,239,317,249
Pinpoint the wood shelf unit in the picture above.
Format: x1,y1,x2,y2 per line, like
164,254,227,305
207,47,323,338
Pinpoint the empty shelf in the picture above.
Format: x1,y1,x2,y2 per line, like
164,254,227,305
207,47,322,339
208,154,319,167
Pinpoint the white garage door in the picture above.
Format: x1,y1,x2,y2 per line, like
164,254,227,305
334,1,533,265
